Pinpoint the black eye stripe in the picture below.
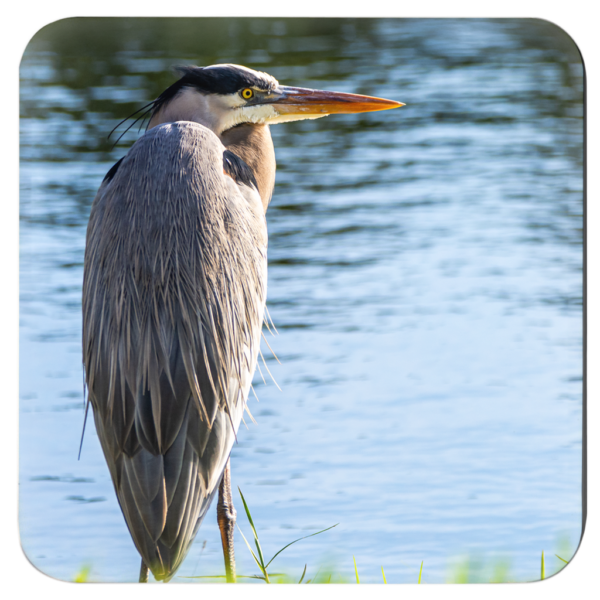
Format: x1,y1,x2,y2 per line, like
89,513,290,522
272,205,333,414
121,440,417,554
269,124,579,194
179,65,276,95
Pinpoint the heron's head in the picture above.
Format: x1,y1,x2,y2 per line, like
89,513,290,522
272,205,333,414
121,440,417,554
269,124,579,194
147,64,403,136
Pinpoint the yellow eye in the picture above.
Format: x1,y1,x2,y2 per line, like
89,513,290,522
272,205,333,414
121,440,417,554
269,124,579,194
241,88,254,99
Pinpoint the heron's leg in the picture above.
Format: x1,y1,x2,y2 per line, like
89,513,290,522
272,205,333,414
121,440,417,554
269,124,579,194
139,560,149,583
217,458,237,583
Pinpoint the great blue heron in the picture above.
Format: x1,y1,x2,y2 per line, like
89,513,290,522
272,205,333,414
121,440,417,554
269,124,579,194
82,64,402,583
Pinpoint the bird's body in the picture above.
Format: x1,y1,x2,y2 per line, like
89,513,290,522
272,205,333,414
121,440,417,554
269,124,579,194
82,64,401,582
83,121,267,579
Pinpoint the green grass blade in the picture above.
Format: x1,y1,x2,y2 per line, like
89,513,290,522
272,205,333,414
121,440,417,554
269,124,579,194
237,524,266,577
254,540,266,573
238,488,266,569
381,566,387,583
555,554,568,564
298,564,307,584
264,524,338,569
353,556,360,584
541,551,545,580
73,564,91,583
306,566,321,584
418,560,423,584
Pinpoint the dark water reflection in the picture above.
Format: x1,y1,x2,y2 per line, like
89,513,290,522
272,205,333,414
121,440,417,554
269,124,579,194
20,18,583,583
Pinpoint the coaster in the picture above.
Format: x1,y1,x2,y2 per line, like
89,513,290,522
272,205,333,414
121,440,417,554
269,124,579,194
19,17,584,584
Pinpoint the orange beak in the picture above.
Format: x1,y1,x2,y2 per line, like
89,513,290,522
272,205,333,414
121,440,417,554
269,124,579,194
269,86,404,116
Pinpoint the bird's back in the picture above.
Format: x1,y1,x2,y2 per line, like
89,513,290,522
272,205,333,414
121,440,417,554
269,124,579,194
82,122,267,580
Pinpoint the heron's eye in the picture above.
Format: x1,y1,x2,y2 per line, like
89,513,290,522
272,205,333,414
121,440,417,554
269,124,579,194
241,88,254,100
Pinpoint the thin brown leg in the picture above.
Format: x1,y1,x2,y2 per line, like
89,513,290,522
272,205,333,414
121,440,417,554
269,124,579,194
217,459,237,583
139,559,149,583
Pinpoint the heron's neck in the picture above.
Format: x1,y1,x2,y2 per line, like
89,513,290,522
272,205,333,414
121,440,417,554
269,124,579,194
220,124,275,212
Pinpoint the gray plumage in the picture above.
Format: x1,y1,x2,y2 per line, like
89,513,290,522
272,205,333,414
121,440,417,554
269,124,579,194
82,63,401,582
83,122,266,580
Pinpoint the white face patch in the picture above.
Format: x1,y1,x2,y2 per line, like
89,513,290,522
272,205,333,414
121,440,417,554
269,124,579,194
221,103,329,131
218,93,247,109
260,111,328,125
239,104,279,124
210,101,272,133
203,94,292,133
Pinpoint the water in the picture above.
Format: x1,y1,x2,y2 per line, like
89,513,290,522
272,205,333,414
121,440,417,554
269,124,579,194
19,18,584,583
